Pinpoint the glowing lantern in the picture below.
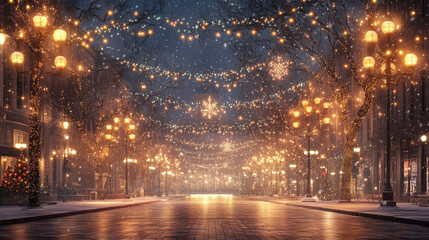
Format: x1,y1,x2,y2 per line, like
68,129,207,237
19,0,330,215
301,100,309,107
364,31,378,43
54,56,67,69
33,13,48,28
362,56,375,70
293,122,300,128
314,97,321,104
106,125,112,130
404,53,417,68
129,134,136,140
293,111,300,117
305,106,313,113
381,21,395,34
323,117,331,124
53,29,67,42
10,51,24,65
0,32,5,45
323,102,330,109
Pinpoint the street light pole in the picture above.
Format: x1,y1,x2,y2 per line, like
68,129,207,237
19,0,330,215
363,20,418,206
306,126,311,197
125,133,129,199
383,51,395,205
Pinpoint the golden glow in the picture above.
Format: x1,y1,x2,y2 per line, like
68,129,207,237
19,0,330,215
293,122,300,128
305,106,313,113
106,134,112,140
124,117,131,124
129,124,136,130
364,30,378,43
404,53,418,67
362,56,375,70
0,33,5,45
323,117,331,124
301,100,309,107
106,124,112,130
54,56,67,69
15,143,27,149
381,21,395,34
421,135,427,142
33,13,48,28
129,134,136,140
323,102,330,109
380,63,396,73
63,121,69,129
10,51,24,65
293,111,300,117
114,117,120,124
53,29,67,42
314,97,321,104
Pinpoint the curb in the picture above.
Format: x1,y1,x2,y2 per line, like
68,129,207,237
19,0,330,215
0,195,186,226
239,196,429,228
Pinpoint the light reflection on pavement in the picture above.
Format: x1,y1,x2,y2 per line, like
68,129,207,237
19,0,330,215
0,194,428,239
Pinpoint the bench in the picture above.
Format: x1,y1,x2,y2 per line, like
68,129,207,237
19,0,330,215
411,193,429,206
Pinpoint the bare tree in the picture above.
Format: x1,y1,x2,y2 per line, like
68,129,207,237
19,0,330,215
215,0,378,200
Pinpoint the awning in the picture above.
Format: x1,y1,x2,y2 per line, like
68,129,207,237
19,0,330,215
0,145,27,158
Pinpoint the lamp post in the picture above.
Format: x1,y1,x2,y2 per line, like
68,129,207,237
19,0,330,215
363,20,418,206
353,147,361,200
62,121,69,202
420,135,427,194
106,117,135,199
293,97,330,201
8,11,68,207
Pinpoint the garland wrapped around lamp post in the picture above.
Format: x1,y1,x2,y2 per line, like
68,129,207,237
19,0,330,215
9,10,68,207
292,97,331,201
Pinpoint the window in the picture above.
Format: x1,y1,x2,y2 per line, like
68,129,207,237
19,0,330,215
13,130,27,147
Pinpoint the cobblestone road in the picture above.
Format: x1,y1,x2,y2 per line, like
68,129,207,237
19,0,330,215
1,195,428,239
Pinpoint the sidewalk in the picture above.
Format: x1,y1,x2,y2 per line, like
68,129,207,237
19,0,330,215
242,195,429,227
0,195,186,225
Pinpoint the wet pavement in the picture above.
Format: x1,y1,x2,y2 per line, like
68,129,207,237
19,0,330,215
0,194,428,239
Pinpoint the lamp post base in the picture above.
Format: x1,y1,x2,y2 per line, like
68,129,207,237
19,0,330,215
380,188,396,206
380,200,396,206
302,194,316,202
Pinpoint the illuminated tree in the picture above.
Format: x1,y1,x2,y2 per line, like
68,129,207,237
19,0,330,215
1,167,14,193
216,0,381,200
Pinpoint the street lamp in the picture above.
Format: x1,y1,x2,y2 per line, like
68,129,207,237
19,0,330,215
363,19,418,207
292,97,330,201
421,134,427,194
9,10,68,207
106,117,135,199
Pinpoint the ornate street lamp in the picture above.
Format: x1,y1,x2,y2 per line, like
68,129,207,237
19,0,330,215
363,20,418,206
292,97,330,201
